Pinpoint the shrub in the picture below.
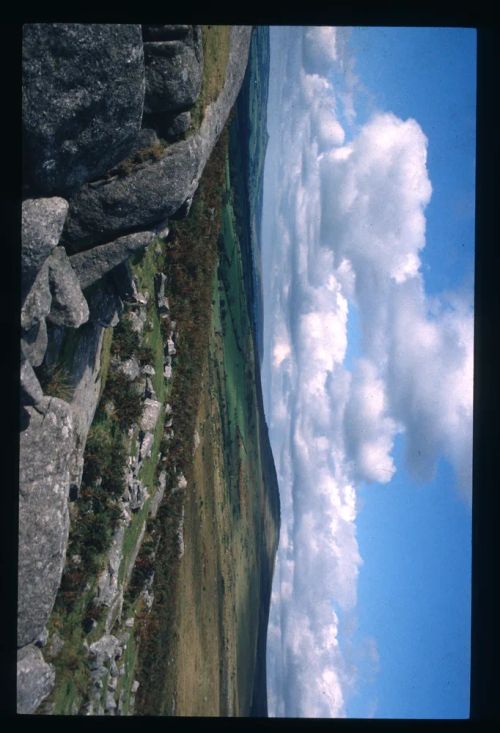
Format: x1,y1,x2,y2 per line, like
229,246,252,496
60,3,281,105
104,370,143,431
36,363,73,401
111,317,140,359
136,344,155,365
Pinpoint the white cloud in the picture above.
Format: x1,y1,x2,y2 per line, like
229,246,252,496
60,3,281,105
343,358,400,484
264,24,474,719
303,26,338,73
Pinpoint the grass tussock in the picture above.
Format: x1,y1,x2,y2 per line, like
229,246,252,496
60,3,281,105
36,363,73,402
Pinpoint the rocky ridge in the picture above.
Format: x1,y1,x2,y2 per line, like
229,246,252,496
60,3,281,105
19,23,252,714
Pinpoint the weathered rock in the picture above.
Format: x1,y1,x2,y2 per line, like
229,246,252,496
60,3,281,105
65,320,108,493
45,631,65,659
115,355,140,381
46,246,89,327
150,470,166,519
164,364,172,380
69,224,169,287
145,376,156,399
23,24,145,195
34,627,49,648
88,634,121,669
84,279,123,327
95,527,125,609
141,364,155,377
134,127,160,149
22,197,68,297
166,338,176,356
62,26,252,248
18,396,76,647
63,139,199,248
17,645,55,714
20,354,44,406
140,398,162,432
129,479,149,512
125,308,146,335
165,111,191,140
143,28,202,114
139,432,154,462
21,260,51,331
21,319,48,368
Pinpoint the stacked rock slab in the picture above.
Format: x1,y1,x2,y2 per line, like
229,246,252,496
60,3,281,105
18,22,253,714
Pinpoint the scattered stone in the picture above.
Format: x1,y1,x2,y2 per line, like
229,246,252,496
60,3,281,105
164,364,172,380
124,617,135,629
18,397,76,647
129,479,149,511
166,338,176,356
131,680,140,694
88,634,121,669
141,364,156,376
22,197,69,296
23,24,145,195
105,690,117,711
149,470,166,519
95,527,125,609
126,309,146,335
45,631,65,659
140,398,162,432
17,644,55,714
115,355,141,382
46,246,89,328
139,432,154,462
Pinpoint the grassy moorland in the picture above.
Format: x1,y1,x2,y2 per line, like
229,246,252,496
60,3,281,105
134,64,280,713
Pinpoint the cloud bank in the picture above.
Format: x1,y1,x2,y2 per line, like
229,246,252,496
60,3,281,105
262,25,473,718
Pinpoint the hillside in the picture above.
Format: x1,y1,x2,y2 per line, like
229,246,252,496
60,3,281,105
18,23,279,717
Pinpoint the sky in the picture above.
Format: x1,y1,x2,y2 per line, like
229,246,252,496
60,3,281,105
261,26,475,719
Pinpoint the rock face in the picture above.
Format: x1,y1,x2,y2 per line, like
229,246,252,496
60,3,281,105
62,138,199,249
143,26,203,114
17,645,55,714
69,222,169,287
18,396,76,647
22,197,69,298
23,24,145,195
47,246,89,327
62,26,253,249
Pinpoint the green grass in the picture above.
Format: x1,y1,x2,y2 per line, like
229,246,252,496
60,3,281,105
190,25,232,131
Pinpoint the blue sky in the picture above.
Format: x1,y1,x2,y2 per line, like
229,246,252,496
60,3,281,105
261,26,475,719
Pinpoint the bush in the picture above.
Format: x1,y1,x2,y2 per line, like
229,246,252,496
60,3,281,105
136,344,155,365
104,370,143,431
111,317,140,359
36,363,73,401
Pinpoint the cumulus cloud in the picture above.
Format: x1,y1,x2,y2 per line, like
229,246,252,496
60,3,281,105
303,26,338,73
263,23,474,720
344,359,401,484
